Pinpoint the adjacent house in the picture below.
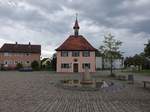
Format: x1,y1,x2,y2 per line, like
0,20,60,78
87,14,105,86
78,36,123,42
0,42,41,69
56,18,97,73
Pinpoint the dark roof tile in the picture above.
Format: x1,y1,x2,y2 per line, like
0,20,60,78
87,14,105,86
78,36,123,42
56,35,97,51
0,43,41,53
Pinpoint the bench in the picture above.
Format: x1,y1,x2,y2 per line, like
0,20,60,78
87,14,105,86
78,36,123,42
143,81,150,88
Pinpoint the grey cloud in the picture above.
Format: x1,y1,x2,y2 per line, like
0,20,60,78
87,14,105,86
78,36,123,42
25,0,64,13
0,0,150,57
65,0,150,34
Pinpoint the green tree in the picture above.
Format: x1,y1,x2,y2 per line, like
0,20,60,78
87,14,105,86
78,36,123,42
124,57,134,67
144,40,150,58
31,61,39,70
41,58,51,69
124,53,145,71
133,54,144,71
16,63,23,69
51,53,57,71
99,33,122,76
46,60,51,69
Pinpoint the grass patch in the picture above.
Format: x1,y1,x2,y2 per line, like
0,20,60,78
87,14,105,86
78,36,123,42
122,69,150,75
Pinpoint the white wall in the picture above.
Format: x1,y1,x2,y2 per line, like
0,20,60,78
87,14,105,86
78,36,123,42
96,57,124,69
113,59,124,69
96,57,102,69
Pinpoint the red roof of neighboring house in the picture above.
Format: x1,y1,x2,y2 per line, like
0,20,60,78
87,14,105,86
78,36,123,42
0,43,41,53
56,35,97,51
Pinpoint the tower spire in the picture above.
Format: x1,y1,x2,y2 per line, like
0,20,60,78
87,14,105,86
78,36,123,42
76,13,78,20
73,13,79,37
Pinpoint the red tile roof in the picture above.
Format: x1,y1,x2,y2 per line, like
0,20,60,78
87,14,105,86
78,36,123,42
0,43,41,53
56,35,97,51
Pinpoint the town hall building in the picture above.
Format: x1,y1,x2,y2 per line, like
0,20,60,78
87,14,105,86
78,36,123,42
56,18,97,73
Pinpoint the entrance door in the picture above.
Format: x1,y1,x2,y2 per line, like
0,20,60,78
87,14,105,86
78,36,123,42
73,63,78,72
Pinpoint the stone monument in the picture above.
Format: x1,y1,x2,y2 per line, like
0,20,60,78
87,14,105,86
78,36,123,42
80,67,94,87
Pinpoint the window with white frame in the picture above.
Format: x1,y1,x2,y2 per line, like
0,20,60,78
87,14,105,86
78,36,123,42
61,63,71,68
82,63,90,69
4,61,8,65
61,51,68,57
82,51,90,57
4,53,9,56
72,51,80,57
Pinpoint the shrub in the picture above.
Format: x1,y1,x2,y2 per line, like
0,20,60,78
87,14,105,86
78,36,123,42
31,61,39,70
16,63,23,69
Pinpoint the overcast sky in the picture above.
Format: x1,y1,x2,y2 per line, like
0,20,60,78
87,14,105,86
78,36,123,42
0,0,150,58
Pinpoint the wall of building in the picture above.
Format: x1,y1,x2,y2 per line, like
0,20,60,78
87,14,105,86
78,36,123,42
0,52,40,69
95,57,124,70
57,51,96,73
96,57,102,70
112,59,124,69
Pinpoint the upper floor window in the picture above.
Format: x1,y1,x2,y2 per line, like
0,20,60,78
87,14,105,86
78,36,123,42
61,51,68,57
4,53,9,56
82,51,90,57
72,51,80,57
82,63,90,69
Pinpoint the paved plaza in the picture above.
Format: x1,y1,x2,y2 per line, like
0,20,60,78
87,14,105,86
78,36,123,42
0,71,150,112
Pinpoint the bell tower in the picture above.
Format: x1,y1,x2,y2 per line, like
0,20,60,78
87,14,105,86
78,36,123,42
73,14,80,37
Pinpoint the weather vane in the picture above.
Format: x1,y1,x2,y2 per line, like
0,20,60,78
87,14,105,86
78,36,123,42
75,13,78,20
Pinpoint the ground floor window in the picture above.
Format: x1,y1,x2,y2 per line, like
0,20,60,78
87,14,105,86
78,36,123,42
61,63,71,68
82,63,90,69
4,60,14,65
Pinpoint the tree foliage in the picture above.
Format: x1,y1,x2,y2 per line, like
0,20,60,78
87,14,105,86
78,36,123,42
16,63,23,69
99,33,122,76
124,53,147,71
124,40,150,70
31,61,39,70
51,53,57,71
144,40,150,57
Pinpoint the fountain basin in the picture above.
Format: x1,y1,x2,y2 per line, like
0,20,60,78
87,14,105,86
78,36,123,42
55,79,125,92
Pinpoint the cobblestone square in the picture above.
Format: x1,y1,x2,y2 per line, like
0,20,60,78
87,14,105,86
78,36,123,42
0,71,150,112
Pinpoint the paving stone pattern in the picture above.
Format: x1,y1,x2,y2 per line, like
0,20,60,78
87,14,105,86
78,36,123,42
0,71,150,112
